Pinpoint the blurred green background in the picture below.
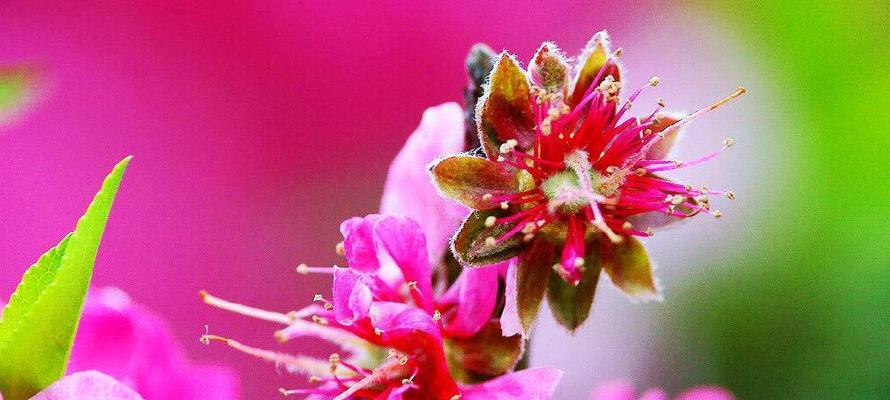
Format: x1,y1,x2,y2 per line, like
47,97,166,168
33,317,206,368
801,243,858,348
666,1,889,398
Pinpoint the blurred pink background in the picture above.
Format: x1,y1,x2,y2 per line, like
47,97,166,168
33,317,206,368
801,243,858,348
0,1,774,398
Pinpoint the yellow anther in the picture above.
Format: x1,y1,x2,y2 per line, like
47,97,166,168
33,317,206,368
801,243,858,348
521,222,536,234
296,263,310,274
335,241,345,256
485,216,497,227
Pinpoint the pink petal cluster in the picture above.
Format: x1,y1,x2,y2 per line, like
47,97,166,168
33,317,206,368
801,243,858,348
590,380,733,400
202,214,560,399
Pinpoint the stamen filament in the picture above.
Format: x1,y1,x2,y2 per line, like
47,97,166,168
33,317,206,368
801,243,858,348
332,374,376,400
201,334,332,377
200,290,294,325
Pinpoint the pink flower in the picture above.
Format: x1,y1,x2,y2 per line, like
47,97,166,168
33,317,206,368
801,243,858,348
380,102,469,265
68,287,239,400
429,30,745,331
0,287,237,400
335,214,500,339
589,380,733,400
201,214,561,399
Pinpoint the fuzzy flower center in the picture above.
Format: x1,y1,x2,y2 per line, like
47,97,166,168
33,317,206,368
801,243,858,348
540,150,617,215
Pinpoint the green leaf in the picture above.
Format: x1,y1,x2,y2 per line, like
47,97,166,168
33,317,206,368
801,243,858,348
0,156,131,400
546,245,603,331
452,210,524,266
515,239,557,332
0,65,37,123
444,321,523,384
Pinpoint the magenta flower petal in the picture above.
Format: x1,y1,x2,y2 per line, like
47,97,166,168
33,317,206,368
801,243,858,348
674,387,734,400
371,215,435,312
440,263,500,338
380,102,468,262
69,287,239,400
332,266,373,325
341,214,436,312
340,216,384,274
369,301,440,341
460,367,563,400
588,380,638,400
589,382,733,400
639,389,670,400
30,371,144,400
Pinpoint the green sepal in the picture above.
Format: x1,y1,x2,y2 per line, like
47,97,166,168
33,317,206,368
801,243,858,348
643,113,683,160
529,42,569,94
430,154,518,210
516,239,558,332
600,236,661,301
452,210,523,266
463,43,496,151
570,30,622,107
546,242,603,331
444,321,523,384
476,52,536,158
